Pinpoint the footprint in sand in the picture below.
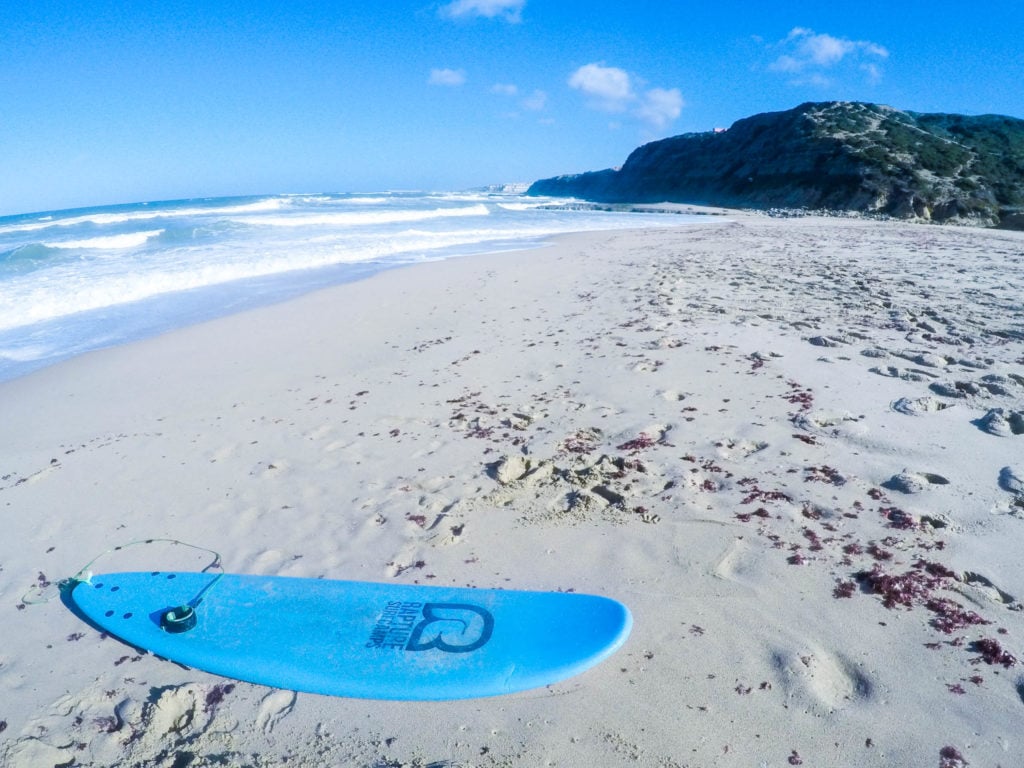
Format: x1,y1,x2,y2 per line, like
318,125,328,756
861,347,890,360
928,379,1009,399
957,571,1019,609
882,470,950,494
631,360,662,373
713,538,775,589
870,365,936,382
793,410,867,437
807,335,850,348
149,684,204,736
769,646,874,715
978,374,1022,396
255,690,296,735
975,408,1024,437
2,738,75,768
617,423,673,449
894,350,949,368
891,396,953,415
714,438,768,460
998,466,1024,494
994,467,1024,518
488,455,553,486
1,683,226,768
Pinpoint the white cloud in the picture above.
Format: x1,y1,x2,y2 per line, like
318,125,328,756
770,54,801,74
862,42,890,59
769,27,888,83
439,0,525,22
568,63,635,111
792,28,852,66
636,87,684,129
520,89,547,111
861,62,883,85
569,63,683,130
428,68,467,86
492,83,548,118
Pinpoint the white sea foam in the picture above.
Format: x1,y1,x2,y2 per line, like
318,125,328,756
234,204,490,228
426,192,493,202
46,230,165,250
0,343,55,363
0,224,541,331
0,192,701,380
0,198,286,235
338,196,389,205
498,202,546,211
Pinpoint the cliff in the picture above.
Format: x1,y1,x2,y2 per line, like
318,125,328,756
528,102,1024,225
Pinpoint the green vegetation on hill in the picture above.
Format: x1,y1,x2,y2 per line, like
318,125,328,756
528,102,1024,225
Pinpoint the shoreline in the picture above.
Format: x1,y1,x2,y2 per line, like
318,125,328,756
0,201,718,386
2,215,1023,767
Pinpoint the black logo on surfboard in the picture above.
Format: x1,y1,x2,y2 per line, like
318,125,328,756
366,601,494,653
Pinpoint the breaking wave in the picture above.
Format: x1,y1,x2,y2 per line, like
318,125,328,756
0,191,703,381
45,230,165,250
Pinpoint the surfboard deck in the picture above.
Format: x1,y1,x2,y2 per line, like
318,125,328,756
70,571,632,700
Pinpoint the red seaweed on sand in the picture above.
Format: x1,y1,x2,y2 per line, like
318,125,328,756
970,638,1018,668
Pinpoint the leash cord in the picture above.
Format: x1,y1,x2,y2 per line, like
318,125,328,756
22,537,224,606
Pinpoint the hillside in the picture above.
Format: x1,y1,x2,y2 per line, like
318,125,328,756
528,102,1024,226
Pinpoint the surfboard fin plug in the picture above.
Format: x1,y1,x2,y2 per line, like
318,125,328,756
161,604,197,633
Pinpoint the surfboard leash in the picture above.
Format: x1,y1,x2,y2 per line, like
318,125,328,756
22,537,225,614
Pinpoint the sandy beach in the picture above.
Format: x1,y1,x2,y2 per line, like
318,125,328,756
2,213,1023,767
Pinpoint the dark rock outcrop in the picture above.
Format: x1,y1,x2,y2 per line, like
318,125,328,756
528,102,1024,225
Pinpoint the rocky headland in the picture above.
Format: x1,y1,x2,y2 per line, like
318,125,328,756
528,101,1024,226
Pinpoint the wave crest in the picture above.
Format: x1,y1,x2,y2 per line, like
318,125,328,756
237,204,490,228
0,198,286,235
46,230,165,250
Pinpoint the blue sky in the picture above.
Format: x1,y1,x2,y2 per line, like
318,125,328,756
1,0,1021,216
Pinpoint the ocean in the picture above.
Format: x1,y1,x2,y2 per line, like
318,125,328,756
0,191,700,382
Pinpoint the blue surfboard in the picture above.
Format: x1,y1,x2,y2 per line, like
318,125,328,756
70,571,632,700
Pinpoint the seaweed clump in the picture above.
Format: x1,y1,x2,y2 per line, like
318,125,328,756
969,638,1018,668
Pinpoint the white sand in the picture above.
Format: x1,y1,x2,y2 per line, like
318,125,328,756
2,214,1023,767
